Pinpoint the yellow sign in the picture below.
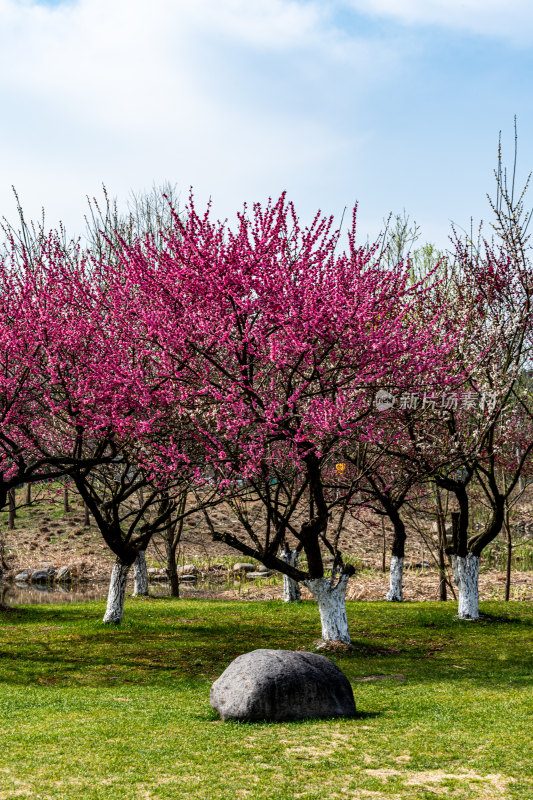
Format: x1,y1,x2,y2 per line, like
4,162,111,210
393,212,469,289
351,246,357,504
335,463,346,474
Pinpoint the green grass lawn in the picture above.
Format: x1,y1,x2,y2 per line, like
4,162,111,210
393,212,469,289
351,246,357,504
0,598,531,800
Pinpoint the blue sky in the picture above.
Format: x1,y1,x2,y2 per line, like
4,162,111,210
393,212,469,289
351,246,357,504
1,0,532,249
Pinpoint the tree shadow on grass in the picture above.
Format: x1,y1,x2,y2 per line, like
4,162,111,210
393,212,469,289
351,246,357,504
200,709,382,726
475,611,530,625
1,601,532,691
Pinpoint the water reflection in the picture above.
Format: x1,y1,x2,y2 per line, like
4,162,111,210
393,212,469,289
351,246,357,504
3,575,249,605
5,581,111,604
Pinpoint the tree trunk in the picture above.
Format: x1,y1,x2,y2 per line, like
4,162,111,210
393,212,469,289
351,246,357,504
25,484,31,506
381,518,386,573
165,538,180,598
8,490,15,530
438,544,447,601
504,497,512,601
103,559,130,624
505,523,512,601
0,530,5,606
84,502,90,527
385,510,406,602
279,549,301,602
386,555,404,601
303,574,351,644
63,484,70,513
300,520,325,578
435,501,447,601
451,554,480,619
133,550,149,597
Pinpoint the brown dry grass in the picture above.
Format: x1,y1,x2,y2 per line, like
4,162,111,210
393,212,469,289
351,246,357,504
2,488,533,602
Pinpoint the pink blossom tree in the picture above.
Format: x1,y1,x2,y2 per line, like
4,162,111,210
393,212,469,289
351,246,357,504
116,193,459,642
0,220,193,621
370,145,533,619
0,228,122,594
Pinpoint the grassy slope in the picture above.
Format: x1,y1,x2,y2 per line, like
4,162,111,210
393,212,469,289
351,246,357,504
0,599,531,800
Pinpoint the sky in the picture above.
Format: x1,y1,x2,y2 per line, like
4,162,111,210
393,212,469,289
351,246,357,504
1,0,532,249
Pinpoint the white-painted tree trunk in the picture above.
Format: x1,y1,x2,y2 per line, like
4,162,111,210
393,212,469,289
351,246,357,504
303,574,351,644
279,549,301,602
451,554,480,619
386,555,404,602
133,550,149,597
103,560,130,624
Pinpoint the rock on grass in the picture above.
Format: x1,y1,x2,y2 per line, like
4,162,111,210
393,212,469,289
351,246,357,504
210,648,356,722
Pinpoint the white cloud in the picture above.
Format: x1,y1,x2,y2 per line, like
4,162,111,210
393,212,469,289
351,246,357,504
343,0,533,42
0,0,404,232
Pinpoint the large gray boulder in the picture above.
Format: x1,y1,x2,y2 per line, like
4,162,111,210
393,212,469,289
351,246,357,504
210,649,356,722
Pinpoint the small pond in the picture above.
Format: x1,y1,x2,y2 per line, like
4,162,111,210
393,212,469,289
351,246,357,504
4,581,112,604
2,572,278,605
